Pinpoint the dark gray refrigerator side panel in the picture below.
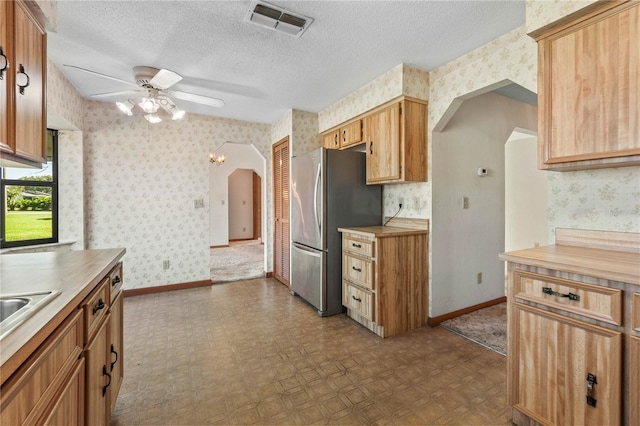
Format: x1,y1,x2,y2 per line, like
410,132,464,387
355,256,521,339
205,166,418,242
324,150,382,316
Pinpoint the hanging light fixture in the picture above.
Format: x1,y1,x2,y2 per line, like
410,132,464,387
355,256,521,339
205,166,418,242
115,89,185,123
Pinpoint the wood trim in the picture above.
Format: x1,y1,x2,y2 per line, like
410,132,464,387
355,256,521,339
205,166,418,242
229,238,256,243
210,245,230,249
428,296,506,327
265,272,273,278
555,228,640,254
123,280,212,297
383,217,429,231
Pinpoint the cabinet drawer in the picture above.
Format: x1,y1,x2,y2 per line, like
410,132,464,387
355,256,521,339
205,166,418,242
0,309,83,425
343,253,373,290
83,277,109,344
343,281,374,321
513,271,622,325
343,234,373,258
109,262,123,304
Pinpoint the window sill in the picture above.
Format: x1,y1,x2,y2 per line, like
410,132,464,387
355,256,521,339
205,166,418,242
1,241,76,255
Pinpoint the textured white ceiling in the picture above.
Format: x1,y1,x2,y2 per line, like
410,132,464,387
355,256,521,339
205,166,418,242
47,1,525,124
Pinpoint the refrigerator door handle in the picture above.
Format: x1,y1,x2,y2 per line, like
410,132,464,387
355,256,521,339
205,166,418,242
292,242,322,256
313,163,321,235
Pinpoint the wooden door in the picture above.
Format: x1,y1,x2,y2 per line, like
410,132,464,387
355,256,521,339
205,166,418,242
40,359,85,425
108,292,124,418
0,0,11,153
252,171,262,240
13,0,46,164
84,315,110,426
365,103,401,183
272,137,290,286
514,303,621,425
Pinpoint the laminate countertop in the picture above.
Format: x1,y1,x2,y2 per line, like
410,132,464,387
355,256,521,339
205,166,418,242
0,248,125,384
499,244,640,285
338,226,428,238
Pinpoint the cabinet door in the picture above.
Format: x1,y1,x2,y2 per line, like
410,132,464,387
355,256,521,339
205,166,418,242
538,2,640,168
108,292,124,418
85,314,110,426
13,0,46,164
0,0,11,153
340,120,362,149
365,103,400,183
322,130,339,149
40,359,85,426
630,335,640,425
514,304,621,425
272,137,290,286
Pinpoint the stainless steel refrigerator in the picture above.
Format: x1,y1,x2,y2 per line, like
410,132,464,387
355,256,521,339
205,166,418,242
290,148,382,316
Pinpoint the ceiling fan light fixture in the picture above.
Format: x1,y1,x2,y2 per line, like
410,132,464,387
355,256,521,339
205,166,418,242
139,98,158,114
116,100,134,115
144,113,162,124
172,109,186,120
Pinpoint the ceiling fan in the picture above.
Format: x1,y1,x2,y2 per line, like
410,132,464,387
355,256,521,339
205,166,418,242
64,65,225,123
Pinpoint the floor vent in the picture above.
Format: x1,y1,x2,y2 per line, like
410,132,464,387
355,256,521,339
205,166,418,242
244,1,313,37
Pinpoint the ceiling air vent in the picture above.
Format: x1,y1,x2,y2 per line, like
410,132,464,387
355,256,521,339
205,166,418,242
244,1,313,37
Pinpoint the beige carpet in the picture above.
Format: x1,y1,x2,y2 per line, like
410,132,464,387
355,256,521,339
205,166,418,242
439,302,507,356
210,242,264,282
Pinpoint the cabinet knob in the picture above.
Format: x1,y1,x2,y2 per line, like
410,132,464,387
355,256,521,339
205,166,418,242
369,141,373,155
112,275,121,286
0,47,7,80
92,298,106,315
16,64,30,95
352,266,362,272
110,344,119,372
342,130,346,142
586,373,597,407
102,365,112,397
334,134,338,146
351,295,362,303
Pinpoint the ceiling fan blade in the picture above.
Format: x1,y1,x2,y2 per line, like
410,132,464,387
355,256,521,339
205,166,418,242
150,69,183,90
90,90,143,99
63,65,138,87
167,90,224,108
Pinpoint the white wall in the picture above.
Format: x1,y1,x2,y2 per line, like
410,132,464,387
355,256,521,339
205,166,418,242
431,92,537,317
505,133,548,252
209,143,265,248
228,169,254,240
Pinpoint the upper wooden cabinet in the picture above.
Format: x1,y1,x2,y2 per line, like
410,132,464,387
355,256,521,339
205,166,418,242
0,0,47,167
365,98,427,184
322,119,363,150
321,97,427,184
536,1,640,170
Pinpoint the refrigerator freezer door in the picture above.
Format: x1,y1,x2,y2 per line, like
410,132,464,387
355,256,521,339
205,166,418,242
291,149,324,250
291,242,325,314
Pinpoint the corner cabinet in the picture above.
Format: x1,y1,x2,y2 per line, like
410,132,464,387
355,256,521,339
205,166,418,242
500,229,640,426
536,1,640,170
0,0,47,167
338,225,428,337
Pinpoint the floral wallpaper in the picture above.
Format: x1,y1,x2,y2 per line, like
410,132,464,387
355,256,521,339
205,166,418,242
83,100,270,290
526,0,598,35
57,130,84,249
291,110,320,157
548,167,640,239
32,0,57,31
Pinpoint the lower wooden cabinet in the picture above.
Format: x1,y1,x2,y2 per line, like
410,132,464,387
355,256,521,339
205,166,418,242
339,226,428,337
512,303,621,425
108,291,124,418
0,310,83,425
84,313,110,425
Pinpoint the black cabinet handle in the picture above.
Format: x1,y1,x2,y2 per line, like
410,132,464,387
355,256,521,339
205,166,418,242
352,266,362,272
352,295,362,303
351,243,362,248
0,47,7,80
586,373,597,407
92,298,106,315
542,287,580,301
342,130,346,142
16,64,30,95
369,141,373,155
112,275,121,286
110,344,119,372
334,134,338,146
102,365,112,397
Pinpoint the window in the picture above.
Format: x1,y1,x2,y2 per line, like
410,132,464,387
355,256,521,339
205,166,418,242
1,130,58,248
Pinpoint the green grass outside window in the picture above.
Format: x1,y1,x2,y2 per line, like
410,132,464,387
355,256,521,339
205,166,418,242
5,211,53,241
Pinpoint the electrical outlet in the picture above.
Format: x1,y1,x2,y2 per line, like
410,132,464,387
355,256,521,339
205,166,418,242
243,227,246,232
193,198,204,208
462,196,469,209
398,197,404,207
163,260,170,270
477,272,482,284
